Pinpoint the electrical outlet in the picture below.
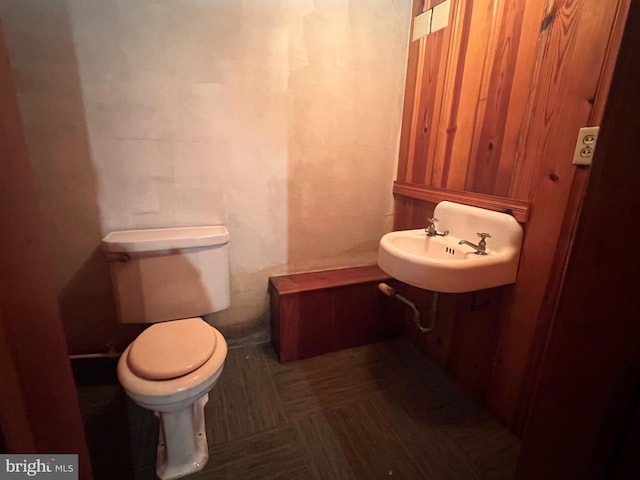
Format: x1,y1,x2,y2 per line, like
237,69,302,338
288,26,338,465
572,126,600,165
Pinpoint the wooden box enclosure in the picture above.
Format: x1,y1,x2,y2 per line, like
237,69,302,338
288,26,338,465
268,266,403,362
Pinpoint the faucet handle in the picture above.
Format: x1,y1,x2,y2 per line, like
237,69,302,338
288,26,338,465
425,217,448,236
477,233,492,246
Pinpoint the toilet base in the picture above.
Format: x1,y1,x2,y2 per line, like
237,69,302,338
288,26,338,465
155,394,210,480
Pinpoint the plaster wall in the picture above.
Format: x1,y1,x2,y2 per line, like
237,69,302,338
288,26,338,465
0,0,411,352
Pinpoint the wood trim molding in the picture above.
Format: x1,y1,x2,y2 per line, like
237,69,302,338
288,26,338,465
269,265,390,296
393,181,531,223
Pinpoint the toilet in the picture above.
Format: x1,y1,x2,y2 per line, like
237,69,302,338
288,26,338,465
101,226,230,480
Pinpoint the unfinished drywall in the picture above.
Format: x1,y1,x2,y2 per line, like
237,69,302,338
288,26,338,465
0,0,411,352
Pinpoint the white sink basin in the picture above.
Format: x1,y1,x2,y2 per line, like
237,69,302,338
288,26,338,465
378,201,523,293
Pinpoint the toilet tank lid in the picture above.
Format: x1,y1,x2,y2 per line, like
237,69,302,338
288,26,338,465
101,226,229,253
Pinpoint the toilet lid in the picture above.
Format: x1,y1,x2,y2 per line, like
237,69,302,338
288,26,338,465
127,318,217,380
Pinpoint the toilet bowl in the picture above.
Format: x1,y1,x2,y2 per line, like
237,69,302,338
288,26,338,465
101,225,232,480
117,318,228,480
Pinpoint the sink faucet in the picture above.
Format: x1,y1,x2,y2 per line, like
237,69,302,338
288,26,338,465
425,217,449,237
459,233,492,255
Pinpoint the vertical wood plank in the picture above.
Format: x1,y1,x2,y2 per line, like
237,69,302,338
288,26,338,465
412,25,450,184
392,196,434,231
431,0,480,190
269,283,282,355
280,290,335,362
499,0,548,198
438,0,502,190
487,0,627,427
398,0,430,182
448,289,503,398
465,0,527,195
333,283,402,351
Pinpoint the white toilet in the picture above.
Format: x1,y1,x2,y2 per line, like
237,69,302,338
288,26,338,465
101,226,230,480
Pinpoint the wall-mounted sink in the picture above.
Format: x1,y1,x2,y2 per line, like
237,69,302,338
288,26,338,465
378,201,523,293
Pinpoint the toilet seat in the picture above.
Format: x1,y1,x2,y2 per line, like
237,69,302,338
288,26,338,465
128,318,217,380
118,322,227,401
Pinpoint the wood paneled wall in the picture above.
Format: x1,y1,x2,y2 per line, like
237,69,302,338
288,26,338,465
394,0,629,433
399,0,544,196
518,4,640,474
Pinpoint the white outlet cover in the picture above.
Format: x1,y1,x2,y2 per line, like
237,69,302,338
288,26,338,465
572,126,600,166
412,9,432,41
431,0,451,34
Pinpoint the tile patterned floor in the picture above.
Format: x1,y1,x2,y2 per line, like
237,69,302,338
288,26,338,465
75,340,520,480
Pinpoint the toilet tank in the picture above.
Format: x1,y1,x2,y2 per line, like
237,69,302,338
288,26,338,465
101,226,230,324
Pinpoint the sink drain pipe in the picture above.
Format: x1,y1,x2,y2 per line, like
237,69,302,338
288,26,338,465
378,282,437,333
